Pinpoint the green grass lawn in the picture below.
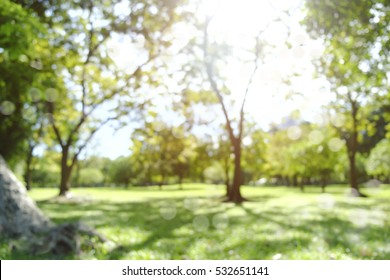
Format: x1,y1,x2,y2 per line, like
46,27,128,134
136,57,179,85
1,184,390,260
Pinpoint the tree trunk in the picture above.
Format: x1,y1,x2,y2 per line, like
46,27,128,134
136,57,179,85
0,156,52,238
346,104,366,197
1,156,108,256
293,175,298,187
347,152,365,197
320,174,327,193
299,177,305,192
159,172,165,190
200,172,205,183
285,176,290,187
179,175,183,190
348,153,357,189
59,166,72,196
225,182,231,198
24,145,34,191
146,168,152,186
59,149,73,197
223,155,231,198
227,140,244,203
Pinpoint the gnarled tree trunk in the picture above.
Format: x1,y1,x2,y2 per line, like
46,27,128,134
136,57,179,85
0,156,107,256
0,156,52,238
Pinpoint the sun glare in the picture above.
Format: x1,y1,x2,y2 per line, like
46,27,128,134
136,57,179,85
102,0,328,157
201,0,327,127
205,0,275,37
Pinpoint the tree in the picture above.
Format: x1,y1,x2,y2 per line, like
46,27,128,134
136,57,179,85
0,0,111,228
358,104,389,155
188,137,214,183
263,115,305,187
108,156,134,187
32,0,187,196
304,0,389,196
263,125,291,186
195,0,304,202
30,151,61,189
22,97,53,190
131,122,192,189
200,15,266,203
0,0,49,166
366,139,390,181
214,136,233,196
172,141,196,189
263,117,345,191
241,126,267,185
286,123,343,192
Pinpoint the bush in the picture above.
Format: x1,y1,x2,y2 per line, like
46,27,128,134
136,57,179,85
77,168,104,187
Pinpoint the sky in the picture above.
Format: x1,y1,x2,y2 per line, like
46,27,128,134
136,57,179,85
89,0,334,159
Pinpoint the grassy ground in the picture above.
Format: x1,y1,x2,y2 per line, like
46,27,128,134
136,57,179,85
1,184,390,260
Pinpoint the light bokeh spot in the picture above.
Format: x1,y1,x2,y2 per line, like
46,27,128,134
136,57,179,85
184,197,201,212
287,126,302,140
336,86,348,95
193,215,209,232
19,54,28,63
45,88,59,102
159,203,177,221
22,107,37,121
330,114,346,128
317,194,335,209
292,46,305,59
0,101,15,115
309,130,324,145
30,59,43,70
292,33,307,45
29,88,42,102
212,213,229,229
328,138,344,152
242,136,252,146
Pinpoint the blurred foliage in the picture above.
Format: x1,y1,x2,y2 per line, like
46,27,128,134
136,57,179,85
78,168,105,187
304,0,390,192
107,156,135,187
0,0,49,165
1,0,389,191
2,0,190,194
366,139,390,179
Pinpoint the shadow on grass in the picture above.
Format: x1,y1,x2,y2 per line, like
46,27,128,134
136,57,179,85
2,191,389,260
238,204,390,260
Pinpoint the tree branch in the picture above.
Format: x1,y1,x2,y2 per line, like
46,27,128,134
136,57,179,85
238,33,263,141
70,117,116,169
203,16,236,143
47,102,64,148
